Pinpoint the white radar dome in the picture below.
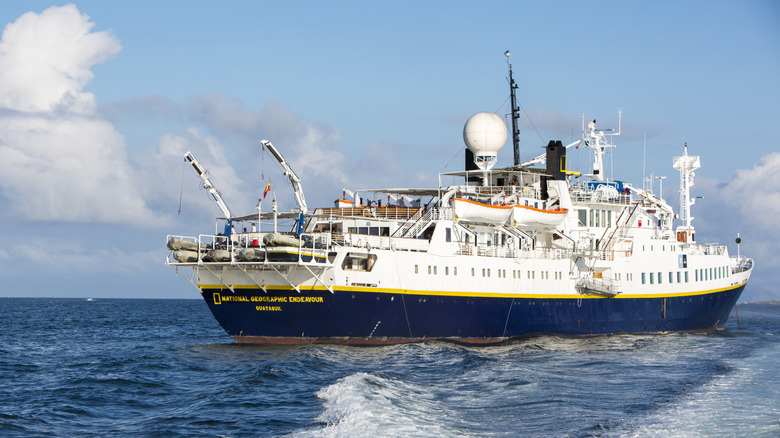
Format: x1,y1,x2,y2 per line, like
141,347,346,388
463,112,507,156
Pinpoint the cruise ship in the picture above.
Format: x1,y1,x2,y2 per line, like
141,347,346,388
166,61,752,345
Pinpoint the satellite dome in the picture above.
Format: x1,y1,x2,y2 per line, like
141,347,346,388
463,112,507,156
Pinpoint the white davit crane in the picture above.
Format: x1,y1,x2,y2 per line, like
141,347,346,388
183,151,232,220
260,140,308,215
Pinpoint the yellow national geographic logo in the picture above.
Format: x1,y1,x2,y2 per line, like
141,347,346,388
213,293,221,305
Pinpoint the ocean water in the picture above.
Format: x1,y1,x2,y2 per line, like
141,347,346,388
0,298,777,437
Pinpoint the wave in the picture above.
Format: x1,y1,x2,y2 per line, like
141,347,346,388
291,372,461,438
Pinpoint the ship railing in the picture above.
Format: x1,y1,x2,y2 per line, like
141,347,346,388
457,245,516,258
680,243,727,256
456,245,570,260
570,188,633,205
519,247,571,260
314,206,422,221
335,233,430,252
166,233,333,266
731,256,753,273
575,275,621,297
391,206,426,237
396,207,439,238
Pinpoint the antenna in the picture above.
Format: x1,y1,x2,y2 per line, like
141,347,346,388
505,50,521,166
642,133,646,191
736,234,741,259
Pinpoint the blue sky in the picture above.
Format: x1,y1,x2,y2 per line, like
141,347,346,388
0,1,778,301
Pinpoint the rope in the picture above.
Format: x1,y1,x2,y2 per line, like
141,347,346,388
518,101,546,144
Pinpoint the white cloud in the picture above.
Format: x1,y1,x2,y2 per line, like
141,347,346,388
0,4,120,114
696,152,780,300
135,126,252,223
11,237,159,275
720,152,780,228
0,5,162,226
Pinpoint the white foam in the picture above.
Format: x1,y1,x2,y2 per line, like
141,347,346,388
291,372,458,438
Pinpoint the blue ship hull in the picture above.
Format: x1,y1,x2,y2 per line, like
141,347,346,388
201,284,745,345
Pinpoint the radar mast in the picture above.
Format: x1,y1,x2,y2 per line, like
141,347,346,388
505,50,521,166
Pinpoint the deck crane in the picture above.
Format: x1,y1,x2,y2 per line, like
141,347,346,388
260,139,308,236
184,151,233,236
260,140,308,215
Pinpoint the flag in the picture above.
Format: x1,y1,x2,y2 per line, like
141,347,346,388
263,182,271,198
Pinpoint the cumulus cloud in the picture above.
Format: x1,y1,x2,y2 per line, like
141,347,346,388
696,152,780,299
0,5,162,226
0,4,119,113
720,153,780,228
135,126,252,223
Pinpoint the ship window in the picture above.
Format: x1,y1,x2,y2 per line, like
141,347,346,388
488,269,491,277
642,273,646,284
434,266,437,275
578,209,587,226
446,228,452,242
513,270,516,279
381,227,390,236
358,227,368,234
650,273,654,284
415,265,418,274
472,267,475,276
482,268,485,277
342,253,377,272
677,272,681,283
445,266,449,275
601,211,606,228
669,272,673,283
454,267,458,276
695,270,698,281
607,211,612,228
369,227,379,236
348,227,357,233
428,265,431,275
685,271,689,283
679,254,687,268
658,272,662,284
590,210,595,227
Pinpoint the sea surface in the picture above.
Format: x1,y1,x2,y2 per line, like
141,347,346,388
0,298,777,437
